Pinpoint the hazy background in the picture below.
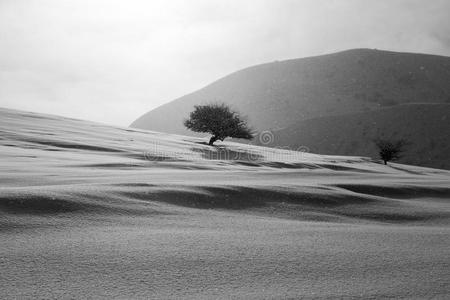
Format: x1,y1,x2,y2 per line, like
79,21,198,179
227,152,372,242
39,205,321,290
1,0,449,126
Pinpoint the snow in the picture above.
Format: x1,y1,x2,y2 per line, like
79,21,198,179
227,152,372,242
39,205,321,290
1,107,449,298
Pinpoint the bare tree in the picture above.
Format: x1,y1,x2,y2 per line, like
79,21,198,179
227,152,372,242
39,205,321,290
374,138,407,165
184,103,254,145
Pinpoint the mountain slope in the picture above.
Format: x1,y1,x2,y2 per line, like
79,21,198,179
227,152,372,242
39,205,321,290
266,103,450,169
131,48,450,134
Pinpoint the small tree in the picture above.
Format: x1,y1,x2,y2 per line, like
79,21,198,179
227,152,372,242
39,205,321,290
374,138,407,165
184,103,254,145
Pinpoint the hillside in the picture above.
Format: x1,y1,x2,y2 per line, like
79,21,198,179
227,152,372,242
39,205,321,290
265,103,450,169
131,48,450,168
6,106,450,223
2,107,450,298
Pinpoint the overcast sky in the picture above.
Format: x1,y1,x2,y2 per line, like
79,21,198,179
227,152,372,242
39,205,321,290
1,0,449,126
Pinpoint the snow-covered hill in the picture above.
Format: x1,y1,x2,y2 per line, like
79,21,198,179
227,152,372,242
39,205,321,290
1,107,450,298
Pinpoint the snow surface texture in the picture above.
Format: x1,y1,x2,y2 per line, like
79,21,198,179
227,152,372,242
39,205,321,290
1,107,450,299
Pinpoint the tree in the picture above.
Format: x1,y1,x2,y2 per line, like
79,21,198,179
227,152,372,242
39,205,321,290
374,138,407,165
184,104,254,145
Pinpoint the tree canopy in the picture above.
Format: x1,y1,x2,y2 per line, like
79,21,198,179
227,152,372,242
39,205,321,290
184,103,254,145
374,138,407,165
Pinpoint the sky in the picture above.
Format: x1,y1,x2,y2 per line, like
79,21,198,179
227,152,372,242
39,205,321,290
1,0,450,126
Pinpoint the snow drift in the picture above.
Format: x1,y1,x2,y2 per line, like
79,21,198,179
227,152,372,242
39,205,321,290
1,107,450,299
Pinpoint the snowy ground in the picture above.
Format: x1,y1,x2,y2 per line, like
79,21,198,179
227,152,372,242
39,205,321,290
1,107,449,299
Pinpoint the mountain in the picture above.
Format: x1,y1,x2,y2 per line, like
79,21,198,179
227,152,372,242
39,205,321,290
131,48,450,168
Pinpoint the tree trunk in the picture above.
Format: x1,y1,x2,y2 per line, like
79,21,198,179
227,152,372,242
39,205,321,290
384,160,387,165
209,135,218,146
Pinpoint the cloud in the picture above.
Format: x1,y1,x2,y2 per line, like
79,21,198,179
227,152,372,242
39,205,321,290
0,0,449,125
